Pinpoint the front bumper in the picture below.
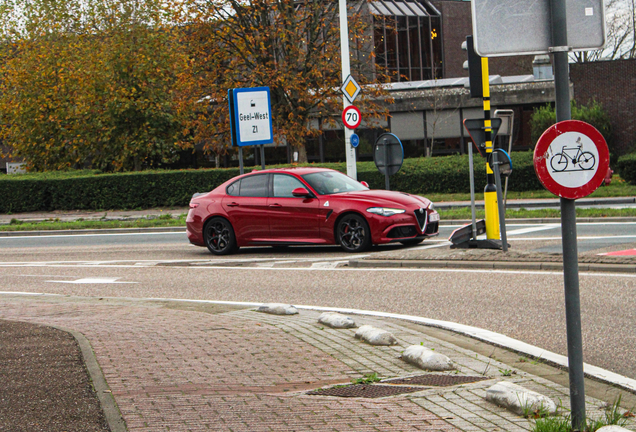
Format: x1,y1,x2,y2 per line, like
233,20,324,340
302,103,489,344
371,208,440,244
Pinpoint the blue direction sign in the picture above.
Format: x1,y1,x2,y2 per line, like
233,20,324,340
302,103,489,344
350,133,360,148
228,87,274,147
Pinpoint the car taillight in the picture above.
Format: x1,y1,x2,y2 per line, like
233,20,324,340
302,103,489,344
189,203,199,209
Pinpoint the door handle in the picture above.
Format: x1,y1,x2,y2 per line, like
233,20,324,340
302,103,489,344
269,204,282,208
226,202,239,207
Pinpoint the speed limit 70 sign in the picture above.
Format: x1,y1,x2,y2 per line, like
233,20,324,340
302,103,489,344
342,105,362,129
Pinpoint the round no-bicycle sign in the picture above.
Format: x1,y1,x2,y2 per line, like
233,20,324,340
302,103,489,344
342,105,362,129
533,120,609,200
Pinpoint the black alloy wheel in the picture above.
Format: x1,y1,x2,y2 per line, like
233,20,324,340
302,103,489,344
204,217,238,255
337,214,371,253
400,238,424,246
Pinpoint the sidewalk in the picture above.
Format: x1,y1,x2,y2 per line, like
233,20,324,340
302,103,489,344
1,293,635,431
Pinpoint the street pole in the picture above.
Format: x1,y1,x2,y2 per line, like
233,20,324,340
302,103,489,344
481,58,499,240
339,0,357,180
383,138,390,190
468,139,477,240
550,0,586,429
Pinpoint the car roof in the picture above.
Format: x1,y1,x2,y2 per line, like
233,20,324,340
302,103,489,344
244,167,337,176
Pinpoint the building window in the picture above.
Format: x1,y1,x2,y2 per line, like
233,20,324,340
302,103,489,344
369,0,442,82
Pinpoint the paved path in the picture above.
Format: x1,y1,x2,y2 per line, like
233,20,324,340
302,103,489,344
1,294,635,431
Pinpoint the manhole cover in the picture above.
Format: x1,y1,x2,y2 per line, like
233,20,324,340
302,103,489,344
382,375,490,387
307,384,424,398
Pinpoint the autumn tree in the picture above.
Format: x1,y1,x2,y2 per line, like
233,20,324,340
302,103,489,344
176,0,391,163
0,0,195,171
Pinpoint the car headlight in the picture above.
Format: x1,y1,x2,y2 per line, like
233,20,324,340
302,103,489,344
428,203,435,211
366,207,406,217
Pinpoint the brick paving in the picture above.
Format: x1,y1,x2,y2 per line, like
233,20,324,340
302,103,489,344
0,294,635,431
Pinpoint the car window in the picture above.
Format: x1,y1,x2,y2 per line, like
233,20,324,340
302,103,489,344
226,180,240,196
273,174,305,198
238,174,268,197
302,171,368,195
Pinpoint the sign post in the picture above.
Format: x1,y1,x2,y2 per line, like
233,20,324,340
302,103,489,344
470,1,606,427
373,133,404,191
534,120,609,430
338,0,358,180
228,87,274,174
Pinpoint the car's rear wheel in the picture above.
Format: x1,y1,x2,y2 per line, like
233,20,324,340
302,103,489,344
400,238,424,246
337,214,371,253
204,217,238,255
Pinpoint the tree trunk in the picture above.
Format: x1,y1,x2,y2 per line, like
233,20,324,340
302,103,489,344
294,144,308,163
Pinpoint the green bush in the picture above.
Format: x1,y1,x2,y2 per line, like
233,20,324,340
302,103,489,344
0,153,541,213
616,153,636,185
530,100,615,163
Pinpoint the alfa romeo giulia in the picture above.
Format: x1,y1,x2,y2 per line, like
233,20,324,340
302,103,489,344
186,167,439,255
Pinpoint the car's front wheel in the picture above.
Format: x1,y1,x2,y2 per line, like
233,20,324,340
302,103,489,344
337,214,371,253
204,217,238,255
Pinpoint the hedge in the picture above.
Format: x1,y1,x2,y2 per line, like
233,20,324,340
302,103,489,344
0,152,541,213
616,153,636,185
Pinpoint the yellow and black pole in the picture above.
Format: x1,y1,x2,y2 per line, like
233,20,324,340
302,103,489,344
480,58,500,240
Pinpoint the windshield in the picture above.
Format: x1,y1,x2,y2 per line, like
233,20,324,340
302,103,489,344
301,171,369,195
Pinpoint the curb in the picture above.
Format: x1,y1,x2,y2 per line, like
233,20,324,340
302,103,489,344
349,259,636,274
48,325,127,432
0,226,185,237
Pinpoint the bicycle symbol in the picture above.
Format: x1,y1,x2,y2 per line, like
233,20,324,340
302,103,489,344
550,137,596,172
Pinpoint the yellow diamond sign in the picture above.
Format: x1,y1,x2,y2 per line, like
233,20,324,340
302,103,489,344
341,75,361,104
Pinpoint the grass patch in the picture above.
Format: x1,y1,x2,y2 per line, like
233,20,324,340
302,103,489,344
0,214,187,232
351,373,381,385
532,396,634,432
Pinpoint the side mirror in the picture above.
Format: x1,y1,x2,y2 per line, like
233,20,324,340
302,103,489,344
292,187,311,197
360,181,369,188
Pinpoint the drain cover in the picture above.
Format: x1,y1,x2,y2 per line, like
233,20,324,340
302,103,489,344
307,384,424,398
382,375,490,387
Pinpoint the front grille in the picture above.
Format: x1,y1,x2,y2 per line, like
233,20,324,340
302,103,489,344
425,221,438,235
414,208,427,232
387,226,417,239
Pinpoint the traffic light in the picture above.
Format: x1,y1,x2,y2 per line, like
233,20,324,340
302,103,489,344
461,35,483,99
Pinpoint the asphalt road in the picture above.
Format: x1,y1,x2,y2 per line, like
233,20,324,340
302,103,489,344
0,222,635,382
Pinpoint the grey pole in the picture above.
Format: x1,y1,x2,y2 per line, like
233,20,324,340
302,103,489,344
550,0,586,429
383,138,390,190
468,140,477,240
260,145,266,170
238,147,244,175
492,154,508,252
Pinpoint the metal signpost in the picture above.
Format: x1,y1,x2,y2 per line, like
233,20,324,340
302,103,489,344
228,87,274,174
338,0,359,180
373,133,404,191
489,149,513,252
533,120,609,430
471,1,606,427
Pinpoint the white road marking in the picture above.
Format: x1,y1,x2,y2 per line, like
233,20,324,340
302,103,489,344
2,261,633,278
0,231,185,240
46,277,137,284
506,224,560,236
509,235,636,241
256,260,296,268
310,261,348,268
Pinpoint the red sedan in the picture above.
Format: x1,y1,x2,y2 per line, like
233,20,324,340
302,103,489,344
186,167,439,255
